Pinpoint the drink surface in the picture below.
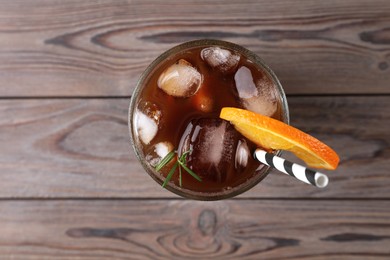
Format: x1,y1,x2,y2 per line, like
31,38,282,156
132,44,283,194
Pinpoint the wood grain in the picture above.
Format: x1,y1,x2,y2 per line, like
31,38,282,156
1,1,389,259
0,96,388,198
0,199,389,259
0,0,389,97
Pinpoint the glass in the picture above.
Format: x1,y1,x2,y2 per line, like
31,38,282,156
129,39,289,200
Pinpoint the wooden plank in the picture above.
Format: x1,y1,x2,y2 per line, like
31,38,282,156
0,0,389,96
0,96,388,198
0,199,389,259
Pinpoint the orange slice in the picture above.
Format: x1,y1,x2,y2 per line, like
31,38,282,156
220,107,339,170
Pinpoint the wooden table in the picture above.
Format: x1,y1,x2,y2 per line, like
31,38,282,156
1,1,389,259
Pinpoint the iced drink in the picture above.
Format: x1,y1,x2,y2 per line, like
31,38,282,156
129,39,289,200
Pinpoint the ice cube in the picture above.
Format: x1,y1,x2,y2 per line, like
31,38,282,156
155,141,173,158
201,47,240,74
234,66,258,99
178,118,248,182
235,140,249,170
138,101,162,123
134,111,158,145
157,59,202,98
243,80,278,117
145,141,174,167
134,101,162,145
234,66,278,117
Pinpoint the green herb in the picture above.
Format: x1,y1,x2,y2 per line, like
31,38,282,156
178,162,202,182
178,163,182,187
162,161,178,188
155,151,176,172
155,150,202,188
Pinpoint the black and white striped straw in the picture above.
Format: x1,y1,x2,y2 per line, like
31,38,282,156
254,149,329,188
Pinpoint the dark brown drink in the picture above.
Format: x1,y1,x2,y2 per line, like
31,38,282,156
129,40,289,200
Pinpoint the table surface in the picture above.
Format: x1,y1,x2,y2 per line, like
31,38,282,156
1,0,389,259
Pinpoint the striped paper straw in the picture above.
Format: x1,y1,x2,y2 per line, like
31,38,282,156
254,149,329,188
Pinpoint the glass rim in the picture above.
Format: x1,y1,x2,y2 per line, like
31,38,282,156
129,39,289,200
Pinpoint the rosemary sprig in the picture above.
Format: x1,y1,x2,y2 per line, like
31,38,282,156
178,162,202,182
162,161,178,188
155,151,176,172
155,150,202,188
178,162,182,187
